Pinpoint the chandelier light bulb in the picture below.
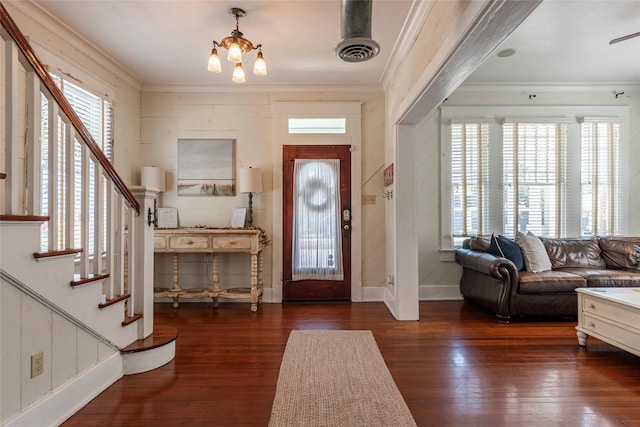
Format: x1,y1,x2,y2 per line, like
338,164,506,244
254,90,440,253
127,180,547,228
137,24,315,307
227,42,243,63
253,51,267,76
207,47,222,73
232,63,246,84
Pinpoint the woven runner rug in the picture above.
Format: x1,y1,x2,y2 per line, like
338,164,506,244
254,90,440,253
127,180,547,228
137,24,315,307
269,330,417,427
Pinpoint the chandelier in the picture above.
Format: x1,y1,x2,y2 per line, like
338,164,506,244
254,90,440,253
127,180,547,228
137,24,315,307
207,8,267,84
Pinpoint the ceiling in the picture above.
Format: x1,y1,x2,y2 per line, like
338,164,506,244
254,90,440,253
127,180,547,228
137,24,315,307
465,0,640,87
28,0,413,88
22,0,640,89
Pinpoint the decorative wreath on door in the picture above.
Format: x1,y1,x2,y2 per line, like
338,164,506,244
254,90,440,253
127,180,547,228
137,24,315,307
303,178,331,211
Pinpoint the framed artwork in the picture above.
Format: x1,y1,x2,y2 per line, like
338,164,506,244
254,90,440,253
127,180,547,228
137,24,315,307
177,138,235,196
384,163,394,186
230,207,247,228
157,208,178,229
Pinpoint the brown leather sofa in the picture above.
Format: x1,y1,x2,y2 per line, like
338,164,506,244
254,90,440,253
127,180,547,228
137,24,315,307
455,236,640,322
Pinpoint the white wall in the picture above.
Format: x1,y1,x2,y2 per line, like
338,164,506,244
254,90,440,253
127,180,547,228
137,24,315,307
415,88,640,300
140,90,387,299
5,2,143,187
1,280,116,425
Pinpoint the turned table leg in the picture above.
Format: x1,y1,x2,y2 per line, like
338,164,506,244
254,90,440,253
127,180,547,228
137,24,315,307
250,253,258,312
258,250,264,304
577,330,588,347
171,253,181,308
212,253,220,307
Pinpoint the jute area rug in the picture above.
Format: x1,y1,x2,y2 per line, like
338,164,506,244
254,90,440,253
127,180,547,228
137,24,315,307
269,330,417,427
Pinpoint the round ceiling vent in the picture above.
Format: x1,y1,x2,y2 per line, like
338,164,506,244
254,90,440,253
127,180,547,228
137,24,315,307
335,37,380,63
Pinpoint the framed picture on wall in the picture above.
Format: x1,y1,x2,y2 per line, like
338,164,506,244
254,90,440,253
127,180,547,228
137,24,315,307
384,163,394,186
177,138,236,196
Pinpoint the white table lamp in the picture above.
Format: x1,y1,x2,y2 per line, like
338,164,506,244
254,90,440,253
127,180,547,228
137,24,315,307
239,167,262,228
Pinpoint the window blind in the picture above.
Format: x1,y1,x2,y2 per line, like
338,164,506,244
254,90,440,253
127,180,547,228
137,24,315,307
581,121,621,236
450,123,489,246
503,123,565,238
40,75,114,253
441,106,627,248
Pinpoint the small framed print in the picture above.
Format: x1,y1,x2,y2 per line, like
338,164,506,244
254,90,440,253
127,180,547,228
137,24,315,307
157,208,178,229
384,163,394,186
230,207,247,228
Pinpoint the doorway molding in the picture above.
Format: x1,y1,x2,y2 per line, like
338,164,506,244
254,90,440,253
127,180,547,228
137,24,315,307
271,102,363,303
387,0,542,320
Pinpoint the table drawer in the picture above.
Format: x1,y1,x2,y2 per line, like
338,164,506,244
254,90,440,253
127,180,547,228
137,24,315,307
210,236,251,250
169,236,210,249
154,236,168,249
582,295,640,329
582,314,640,352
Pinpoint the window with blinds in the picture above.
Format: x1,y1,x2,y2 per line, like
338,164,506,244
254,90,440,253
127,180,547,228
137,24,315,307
503,122,566,238
443,108,625,248
581,121,621,236
450,123,490,247
40,76,114,253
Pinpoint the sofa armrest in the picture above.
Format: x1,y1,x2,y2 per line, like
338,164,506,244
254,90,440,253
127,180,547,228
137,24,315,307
455,248,518,281
455,248,520,321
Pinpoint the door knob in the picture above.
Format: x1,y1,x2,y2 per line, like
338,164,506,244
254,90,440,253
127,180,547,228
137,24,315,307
343,225,350,230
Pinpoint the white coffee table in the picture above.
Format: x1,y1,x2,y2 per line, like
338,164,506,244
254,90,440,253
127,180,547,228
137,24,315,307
576,288,640,357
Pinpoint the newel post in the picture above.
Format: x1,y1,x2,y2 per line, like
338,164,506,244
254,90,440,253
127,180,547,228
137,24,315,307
129,186,158,339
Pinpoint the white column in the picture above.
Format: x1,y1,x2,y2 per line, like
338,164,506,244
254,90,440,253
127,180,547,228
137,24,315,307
394,124,419,320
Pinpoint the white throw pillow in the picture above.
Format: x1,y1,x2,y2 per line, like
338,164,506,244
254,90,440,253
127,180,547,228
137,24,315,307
515,231,552,273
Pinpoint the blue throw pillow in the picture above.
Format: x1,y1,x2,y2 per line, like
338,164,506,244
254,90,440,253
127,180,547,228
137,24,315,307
489,233,525,271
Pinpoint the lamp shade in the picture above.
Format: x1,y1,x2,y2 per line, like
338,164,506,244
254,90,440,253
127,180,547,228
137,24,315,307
239,167,263,194
141,166,166,192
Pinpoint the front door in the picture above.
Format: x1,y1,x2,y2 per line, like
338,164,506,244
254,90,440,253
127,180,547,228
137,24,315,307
282,145,351,300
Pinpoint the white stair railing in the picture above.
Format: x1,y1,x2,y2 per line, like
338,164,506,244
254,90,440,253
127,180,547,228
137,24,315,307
1,3,154,341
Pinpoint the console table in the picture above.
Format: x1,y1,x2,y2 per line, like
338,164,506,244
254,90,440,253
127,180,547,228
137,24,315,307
153,228,265,311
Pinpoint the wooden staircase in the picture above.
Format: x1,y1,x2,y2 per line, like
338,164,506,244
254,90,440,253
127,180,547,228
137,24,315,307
1,3,175,425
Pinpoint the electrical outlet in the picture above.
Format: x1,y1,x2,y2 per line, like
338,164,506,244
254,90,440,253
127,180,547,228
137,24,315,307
387,275,394,286
31,352,44,378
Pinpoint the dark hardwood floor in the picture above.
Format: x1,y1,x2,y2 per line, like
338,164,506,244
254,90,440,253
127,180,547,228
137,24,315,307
63,301,640,426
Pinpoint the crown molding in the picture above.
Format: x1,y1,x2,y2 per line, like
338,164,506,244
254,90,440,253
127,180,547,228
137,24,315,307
141,82,384,94
457,82,640,93
6,1,142,90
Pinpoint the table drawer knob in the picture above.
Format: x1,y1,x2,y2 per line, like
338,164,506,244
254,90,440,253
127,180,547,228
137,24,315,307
588,322,596,328
588,303,596,309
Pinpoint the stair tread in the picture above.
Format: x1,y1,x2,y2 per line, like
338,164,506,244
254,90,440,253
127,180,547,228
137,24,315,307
34,248,83,258
121,325,178,353
99,293,130,308
70,273,109,287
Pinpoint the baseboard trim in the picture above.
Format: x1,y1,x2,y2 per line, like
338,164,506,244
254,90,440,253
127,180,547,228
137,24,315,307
5,352,123,427
419,284,463,301
361,286,385,301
